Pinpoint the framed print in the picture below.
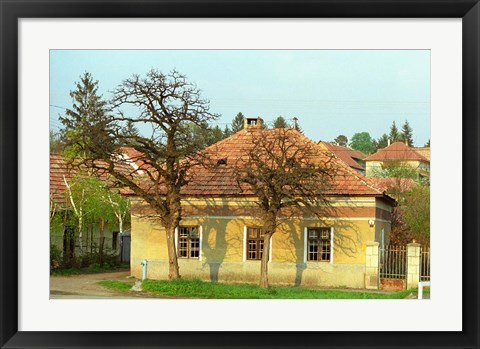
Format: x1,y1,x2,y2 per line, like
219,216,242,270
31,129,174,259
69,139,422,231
1,0,479,348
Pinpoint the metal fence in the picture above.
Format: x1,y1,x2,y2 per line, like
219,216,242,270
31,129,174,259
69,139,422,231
379,245,407,279
51,235,120,255
420,246,431,281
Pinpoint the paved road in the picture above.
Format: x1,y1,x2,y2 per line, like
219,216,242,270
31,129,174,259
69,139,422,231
50,271,142,299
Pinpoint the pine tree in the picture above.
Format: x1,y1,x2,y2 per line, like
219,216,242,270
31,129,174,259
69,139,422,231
389,121,401,143
60,72,110,158
231,112,245,133
400,120,414,146
273,116,289,128
375,133,389,150
424,139,430,147
223,125,232,138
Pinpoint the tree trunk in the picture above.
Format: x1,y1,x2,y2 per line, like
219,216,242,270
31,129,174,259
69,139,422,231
259,233,272,288
166,225,180,279
99,218,105,266
78,216,84,255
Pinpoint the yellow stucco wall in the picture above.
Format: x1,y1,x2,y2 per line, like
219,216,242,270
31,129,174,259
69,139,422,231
365,160,430,177
130,196,391,288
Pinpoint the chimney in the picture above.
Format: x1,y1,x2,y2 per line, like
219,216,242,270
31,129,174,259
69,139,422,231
244,117,263,129
387,139,391,146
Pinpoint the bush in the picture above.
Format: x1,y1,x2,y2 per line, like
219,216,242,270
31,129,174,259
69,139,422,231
87,263,101,273
50,244,63,269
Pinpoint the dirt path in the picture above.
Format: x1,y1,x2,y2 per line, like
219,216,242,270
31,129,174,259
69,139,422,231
50,271,140,299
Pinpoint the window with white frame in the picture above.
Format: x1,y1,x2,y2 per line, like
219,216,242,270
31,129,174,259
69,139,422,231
178,226,200,259
307,227,331,262
246,227,264,260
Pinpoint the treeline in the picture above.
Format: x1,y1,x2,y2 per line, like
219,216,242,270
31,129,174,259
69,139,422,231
332,121,430,155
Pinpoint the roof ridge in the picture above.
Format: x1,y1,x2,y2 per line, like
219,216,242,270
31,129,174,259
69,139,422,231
311,139,384,195
365,141,430,162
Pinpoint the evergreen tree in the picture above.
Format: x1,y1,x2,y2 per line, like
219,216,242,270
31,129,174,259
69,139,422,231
231,112,245,133
389,121,401,143
424,139,430,147
375,133,389,150
223,125,232,138
59,72,110,158
273,116,289,128
400,120,414,146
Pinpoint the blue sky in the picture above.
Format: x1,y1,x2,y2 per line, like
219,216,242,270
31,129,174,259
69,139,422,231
50,50,430,146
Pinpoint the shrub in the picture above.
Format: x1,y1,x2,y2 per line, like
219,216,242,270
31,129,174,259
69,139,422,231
50,244,63,269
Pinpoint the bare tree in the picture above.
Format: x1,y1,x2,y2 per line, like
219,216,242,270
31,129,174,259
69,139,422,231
60,69,218,279
235,128,336,288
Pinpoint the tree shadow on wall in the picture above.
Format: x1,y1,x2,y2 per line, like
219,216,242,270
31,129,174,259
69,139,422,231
282,206,364,287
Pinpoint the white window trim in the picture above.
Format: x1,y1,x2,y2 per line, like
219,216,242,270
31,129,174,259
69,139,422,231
303,227,308,263
243,225,247,262
243,226,272,262
304,226,334,263
174,226,178,253
330,227,334,264
198,225,203,261
176,225,201,260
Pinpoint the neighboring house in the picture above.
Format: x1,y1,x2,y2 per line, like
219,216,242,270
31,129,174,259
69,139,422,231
128,118,395,288
367,177,417,195
364,142,430,179
318,141,366,175
50,153,131,258
414,146,430,161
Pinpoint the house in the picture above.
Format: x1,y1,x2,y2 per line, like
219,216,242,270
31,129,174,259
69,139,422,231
318,141,366,175
413,146,430,161
49,153,131,260
128,118,395,288
364,142,430,179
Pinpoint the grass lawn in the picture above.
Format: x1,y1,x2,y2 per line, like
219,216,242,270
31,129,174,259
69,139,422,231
97,280,135,291
99,278,416,299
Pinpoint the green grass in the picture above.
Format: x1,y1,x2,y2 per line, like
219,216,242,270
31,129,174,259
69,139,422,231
420,286,430,294
140,278,415,299
98,280,134,291
50,264,129,277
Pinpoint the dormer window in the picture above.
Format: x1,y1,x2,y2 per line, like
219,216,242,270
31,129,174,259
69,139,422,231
217,158,227,165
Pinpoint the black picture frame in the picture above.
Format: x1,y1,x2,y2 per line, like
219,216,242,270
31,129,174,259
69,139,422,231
1,1,478,348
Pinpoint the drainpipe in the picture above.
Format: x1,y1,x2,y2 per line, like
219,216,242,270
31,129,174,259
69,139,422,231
140,259,148,281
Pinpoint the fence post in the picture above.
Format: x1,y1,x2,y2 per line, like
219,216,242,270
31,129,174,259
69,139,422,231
365,241,379,290
407,242,421,289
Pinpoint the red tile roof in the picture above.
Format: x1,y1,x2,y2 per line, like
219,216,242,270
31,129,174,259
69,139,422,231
365,142,429,162
414,147,430,161
118,147,154,173
319,141,365,171
50,152,137,206
50,153,71,206
367,177,417,193
174,128,389,198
